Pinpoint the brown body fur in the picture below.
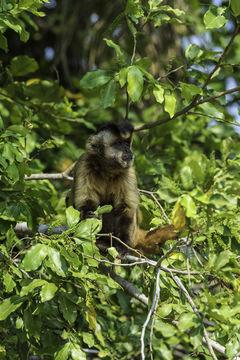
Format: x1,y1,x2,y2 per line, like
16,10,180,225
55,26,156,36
67,123,178,254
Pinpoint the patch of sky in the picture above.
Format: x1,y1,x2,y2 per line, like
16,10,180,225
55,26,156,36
44,47,55,61
44,0,56,9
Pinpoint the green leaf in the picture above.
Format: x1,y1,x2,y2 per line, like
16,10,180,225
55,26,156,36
66,206,80,228
214,250,232,271
3,272,16,293
226,336,240,359
10,56,38,76
157,304,172,317
40,283,58,302
180,166,193,190
149,0,163,11
180,194,197,218
0,295,26,321
95,205,113,215
135,57,152,70
100,79,117,108
47,248,68,277
70,344,86,360
80,70,112,89
180,82,202,102
178,312,199,331
119,67,128,87
104,38,123,58
164,93,176,118
154,319,176,337
153,84,164,104
127,66,143,102
185,44,203,63
54,343,71,360
0,33,8,52
21,244,48,271
20,279,46,296
230,0,240,16
74,218,102,239
107,247,119,259
59,294,77,324
204,6,230,29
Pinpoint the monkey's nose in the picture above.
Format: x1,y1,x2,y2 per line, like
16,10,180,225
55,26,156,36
122,152,133,161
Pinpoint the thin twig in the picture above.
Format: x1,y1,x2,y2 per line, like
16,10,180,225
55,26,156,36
156,237,187,268
202,23,240,91
171,274,218,360
189,111,240,127
139,189,171,224
141,267,161,360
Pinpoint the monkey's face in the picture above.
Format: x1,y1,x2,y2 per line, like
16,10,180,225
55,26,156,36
86,123,134,169
105,137,134,169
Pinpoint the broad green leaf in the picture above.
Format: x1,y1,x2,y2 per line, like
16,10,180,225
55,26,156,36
180,82,202,102
135,57,152,70
230,0,240,16
119,67,128,87
80,70,111,89
104,38,123,58
3,272,16,293
149,0,163,11
153,84,164,104
185,44,203,63
0,295,26,321
95,205,113,215
180,165,193,190
66,206,80,227
157,304,172,318
10,56,38,76
226,337,240,359
154,320,176,337
214,250,232,271
0,33,8,52
178,312,199,331
164,93,176,118
47,248,68,277
74,218,102,239
54,343,71,360
190,188,210,204
180,194,197,218
100,79,117,108
59,294,77,324
70,344,86,360
204,6,230,29
127,66,143,102
107,247,119,259
21,244,48,271
20,279,46,296
40,282,58,302
83,332,95,347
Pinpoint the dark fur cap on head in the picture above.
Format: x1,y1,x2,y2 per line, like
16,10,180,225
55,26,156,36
97,122,134,140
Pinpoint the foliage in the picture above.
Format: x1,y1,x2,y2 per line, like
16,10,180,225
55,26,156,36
0,0,240,359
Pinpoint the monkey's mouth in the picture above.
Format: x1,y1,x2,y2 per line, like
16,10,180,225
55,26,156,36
119,154,134,168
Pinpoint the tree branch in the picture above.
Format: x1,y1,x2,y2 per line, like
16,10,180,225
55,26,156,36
134,86,240,132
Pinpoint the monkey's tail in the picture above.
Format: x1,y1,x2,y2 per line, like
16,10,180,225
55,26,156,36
133,225,179,254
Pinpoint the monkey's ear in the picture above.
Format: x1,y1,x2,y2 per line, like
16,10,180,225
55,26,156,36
119,122,134,140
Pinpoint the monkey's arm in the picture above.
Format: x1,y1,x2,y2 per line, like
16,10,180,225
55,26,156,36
69,157,100,219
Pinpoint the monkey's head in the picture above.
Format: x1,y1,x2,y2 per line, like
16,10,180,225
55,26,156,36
86,122,134,169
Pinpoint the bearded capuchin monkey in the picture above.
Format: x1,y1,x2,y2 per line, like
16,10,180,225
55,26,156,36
66,122,179,254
